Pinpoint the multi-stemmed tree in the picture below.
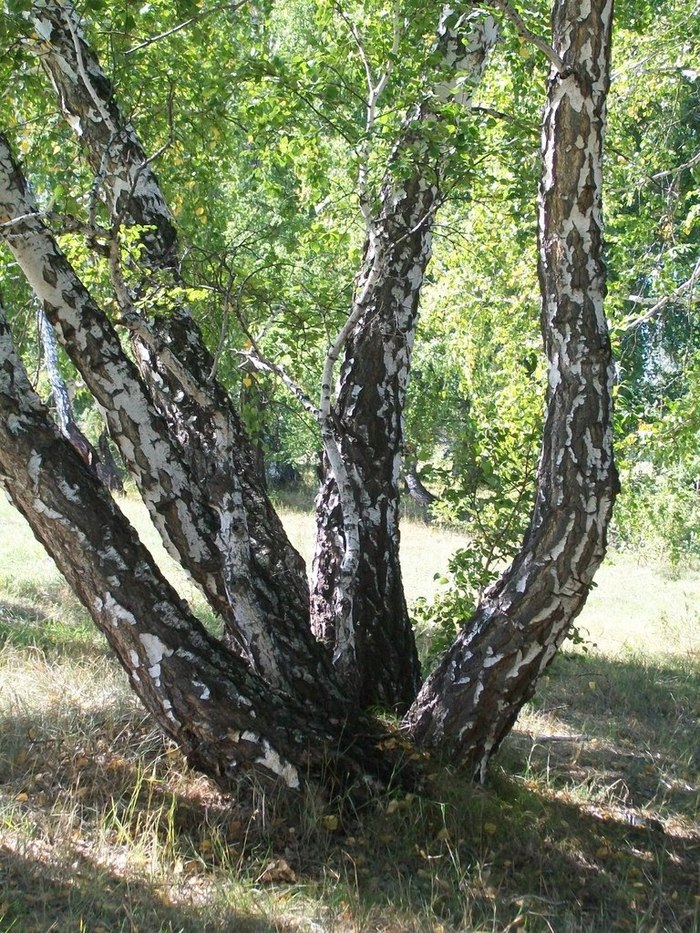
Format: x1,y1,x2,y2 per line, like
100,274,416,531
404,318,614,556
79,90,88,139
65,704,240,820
0,0,617,795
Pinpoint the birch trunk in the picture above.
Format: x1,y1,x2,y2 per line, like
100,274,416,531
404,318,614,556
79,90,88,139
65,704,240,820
311,9,499,712
24,0,328,700
405,0,618,779
0,0,621,797
0,134,341,711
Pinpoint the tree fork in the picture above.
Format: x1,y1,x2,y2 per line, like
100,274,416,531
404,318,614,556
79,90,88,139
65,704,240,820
311,7,500,713
0,302,417,798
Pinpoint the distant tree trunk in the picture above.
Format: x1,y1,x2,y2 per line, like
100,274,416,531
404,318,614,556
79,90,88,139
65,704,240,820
37,305,98,470
404,461,438,509
37,305,123,492
405,0,618,779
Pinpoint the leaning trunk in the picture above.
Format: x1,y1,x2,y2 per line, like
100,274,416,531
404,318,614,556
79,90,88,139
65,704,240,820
25,0,326,702
405,0,618,779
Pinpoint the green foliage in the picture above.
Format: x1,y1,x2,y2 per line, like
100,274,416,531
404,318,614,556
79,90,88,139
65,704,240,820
603,0,700,568
614,458,700,568
1,0,698,571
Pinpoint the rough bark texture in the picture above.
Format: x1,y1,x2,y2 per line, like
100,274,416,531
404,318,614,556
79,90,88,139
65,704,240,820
0,302,409,794
95,430,125,493
24,0,332,702
0,133,341,712
405,0,618,779
0,0,620,797
18,1,348,710
311,9,499,712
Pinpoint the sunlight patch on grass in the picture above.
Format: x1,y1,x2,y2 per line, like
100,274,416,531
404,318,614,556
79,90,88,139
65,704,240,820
279,502,468,604
574,554,700,659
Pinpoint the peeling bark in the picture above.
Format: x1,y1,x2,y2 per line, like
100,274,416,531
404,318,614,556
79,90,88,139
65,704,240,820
0,0,621,796
0,135,340,710
405,0,618,779
27,0,178,269
311,8,499,712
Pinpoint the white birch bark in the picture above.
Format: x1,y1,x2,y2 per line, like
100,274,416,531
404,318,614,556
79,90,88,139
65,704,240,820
21,1,344,706
0,301,398,793
311,7,499,710
405,0,618,779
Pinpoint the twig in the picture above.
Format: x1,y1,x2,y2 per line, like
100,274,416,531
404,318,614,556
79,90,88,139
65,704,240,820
228,268,320,417
335,1,402,230
490,0,567,73
125,1,249,55
651,149,700,181
623,254,700,330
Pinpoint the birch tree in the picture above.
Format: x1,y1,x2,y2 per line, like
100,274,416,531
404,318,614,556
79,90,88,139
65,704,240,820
0,0,617,795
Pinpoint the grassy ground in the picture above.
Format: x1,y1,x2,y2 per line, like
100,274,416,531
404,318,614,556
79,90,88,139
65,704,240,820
0,492,698,932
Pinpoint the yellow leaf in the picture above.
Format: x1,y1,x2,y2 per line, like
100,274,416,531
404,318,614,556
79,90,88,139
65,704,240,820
588,681,597,690
242,376,254,388
483,822,498,835
15,792,29,802
322,814,340,831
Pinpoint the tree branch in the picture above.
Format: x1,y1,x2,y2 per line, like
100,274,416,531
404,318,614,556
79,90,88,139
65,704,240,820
124,0,249,55
623,254,700,330
490,0,567,73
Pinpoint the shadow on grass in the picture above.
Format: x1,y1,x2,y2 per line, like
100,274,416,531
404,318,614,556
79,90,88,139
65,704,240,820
318,771,698,932
0,706,297,931
506,649,699,821
0,844,282,932
0,649,697,932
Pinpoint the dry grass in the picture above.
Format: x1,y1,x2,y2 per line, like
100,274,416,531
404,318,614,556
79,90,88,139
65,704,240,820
0,492,698,932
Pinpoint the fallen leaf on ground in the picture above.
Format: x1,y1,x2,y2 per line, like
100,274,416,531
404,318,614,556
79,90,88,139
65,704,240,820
258,858,297,883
